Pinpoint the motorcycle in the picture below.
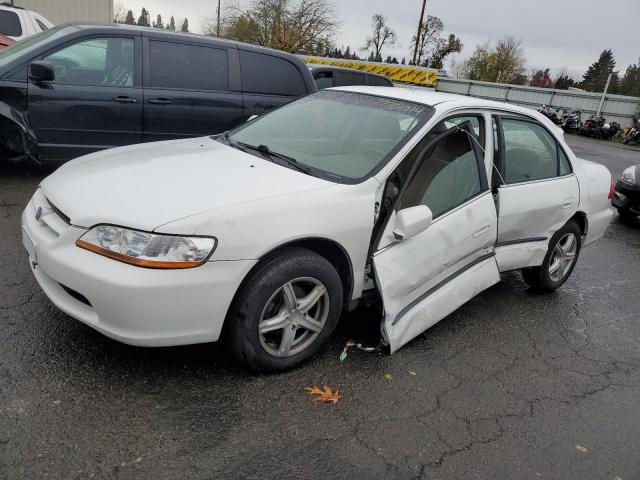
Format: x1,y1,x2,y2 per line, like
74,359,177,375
537,105,561,125
623,113,640,145
579,115,619,139
560,110,582,133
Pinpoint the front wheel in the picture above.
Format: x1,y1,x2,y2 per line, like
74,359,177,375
225,248,343,373
521,221,582,292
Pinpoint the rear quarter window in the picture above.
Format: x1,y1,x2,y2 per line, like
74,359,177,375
239,50,307,96
0,10,22,37
334,70,366,86
368,74,392,87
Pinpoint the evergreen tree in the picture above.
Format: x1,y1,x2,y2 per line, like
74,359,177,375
124,10,136,25
619,61,640,97
385,55,392,63
367,51,375,62
344,46,351,58
153,14,164,29
555,75,576,90
166,16,176,31
401,57,406,65
581,49,618,93
181,18,189,32
137,7,151,27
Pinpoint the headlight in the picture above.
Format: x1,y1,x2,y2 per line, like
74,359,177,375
76,225,216,269
621,166,636,185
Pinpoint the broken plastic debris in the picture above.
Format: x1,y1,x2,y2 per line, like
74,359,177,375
339,341,356,361
408,371,417,376
575,444,588,453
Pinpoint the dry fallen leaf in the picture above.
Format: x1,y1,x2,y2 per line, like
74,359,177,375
408,371,417,376
384,373,393,380
575,444,588,453
305,385,341,404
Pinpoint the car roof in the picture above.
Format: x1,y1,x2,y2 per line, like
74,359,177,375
332,85,541,116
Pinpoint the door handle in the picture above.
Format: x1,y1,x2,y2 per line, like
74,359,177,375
472,225,491,238
112,96,138,104
561,198,574,209
148,98,173,105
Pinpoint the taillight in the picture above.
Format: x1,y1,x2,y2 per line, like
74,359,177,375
608,178,615,199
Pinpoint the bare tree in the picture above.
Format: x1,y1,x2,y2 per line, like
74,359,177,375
362,14,397,62
410,15,443,66
215,0,338,54
428,34,462,69
113,2,127,23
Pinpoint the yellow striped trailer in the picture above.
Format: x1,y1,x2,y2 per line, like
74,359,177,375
301,55,439,87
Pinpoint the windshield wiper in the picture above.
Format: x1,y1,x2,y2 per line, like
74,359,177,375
235,141,312,175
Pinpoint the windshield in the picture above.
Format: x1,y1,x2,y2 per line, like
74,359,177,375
0,25,69,68
225,90,433,181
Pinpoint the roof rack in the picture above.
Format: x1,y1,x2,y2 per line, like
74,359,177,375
0,1,23,8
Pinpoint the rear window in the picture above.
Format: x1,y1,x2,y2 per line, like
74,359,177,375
149,40,229,91
0,10,22,37
240,50,306,96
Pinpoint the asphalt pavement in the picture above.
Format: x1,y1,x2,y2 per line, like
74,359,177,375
1,134,639,479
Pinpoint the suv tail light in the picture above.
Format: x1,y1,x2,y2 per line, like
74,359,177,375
608,178,615,199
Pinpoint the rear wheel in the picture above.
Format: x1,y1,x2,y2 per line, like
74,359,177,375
225,248,343,372
521,220,581,292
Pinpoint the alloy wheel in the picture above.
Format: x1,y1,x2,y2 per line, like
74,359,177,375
258,277,330,357
548,233,577,282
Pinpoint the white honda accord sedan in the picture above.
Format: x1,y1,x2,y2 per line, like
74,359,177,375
22,87,613,372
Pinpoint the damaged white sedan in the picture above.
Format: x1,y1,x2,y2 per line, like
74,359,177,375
22,87,613,372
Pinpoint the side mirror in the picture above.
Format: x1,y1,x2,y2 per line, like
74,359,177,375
29,61,55,82
393,205,433,241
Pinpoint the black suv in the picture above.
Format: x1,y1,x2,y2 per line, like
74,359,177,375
0,23,316,163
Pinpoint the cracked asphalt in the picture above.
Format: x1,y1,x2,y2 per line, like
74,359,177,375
1,135,639,479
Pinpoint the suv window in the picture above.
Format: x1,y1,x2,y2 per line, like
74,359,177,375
0,10,22,37
334,70,365,86
501,118,565,183
240,50,306,96
399,129,483,218
313,71,333,89
149,41,228,91
368,74,392,87
45,37,135,87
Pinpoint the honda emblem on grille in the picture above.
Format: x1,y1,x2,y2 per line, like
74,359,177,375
35,206,43,222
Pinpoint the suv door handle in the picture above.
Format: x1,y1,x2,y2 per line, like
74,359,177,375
148,98,173,105
112,96,138,104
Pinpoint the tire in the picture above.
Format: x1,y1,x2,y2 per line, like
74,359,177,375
618,208,637,221
521,220,582,293
225,247,343,373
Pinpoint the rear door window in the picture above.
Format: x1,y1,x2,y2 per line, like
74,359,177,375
240,50,306,96
334,70,366,86
0,10,22,37
149,40,229,91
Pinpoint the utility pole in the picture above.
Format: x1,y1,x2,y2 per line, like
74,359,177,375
216,0,221,36
596,73,612,116
412,0,427,66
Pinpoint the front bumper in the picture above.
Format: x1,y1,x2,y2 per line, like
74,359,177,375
612,180,640,215
22,189,256,347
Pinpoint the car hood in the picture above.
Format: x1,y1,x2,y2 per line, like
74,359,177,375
41,137,334,231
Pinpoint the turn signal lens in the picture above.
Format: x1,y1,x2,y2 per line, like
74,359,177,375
76,225,216,269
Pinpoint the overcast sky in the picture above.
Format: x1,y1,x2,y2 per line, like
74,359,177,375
121,0,638,78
